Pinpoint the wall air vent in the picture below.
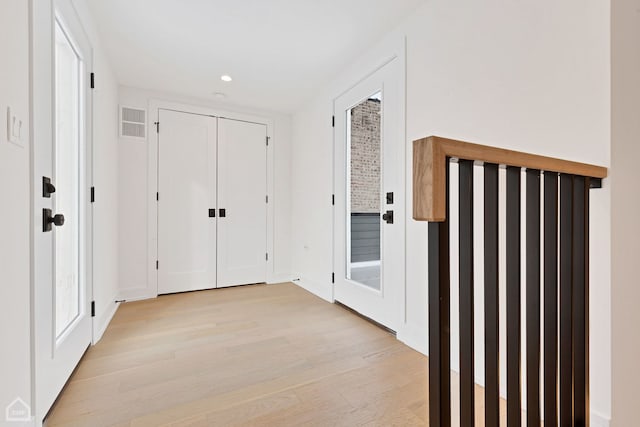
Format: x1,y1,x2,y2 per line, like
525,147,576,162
120,106,146,140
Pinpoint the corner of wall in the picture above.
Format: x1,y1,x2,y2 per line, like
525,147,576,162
292,276,334,303
1,0,33,419
397,323,428,356
93,301,121,343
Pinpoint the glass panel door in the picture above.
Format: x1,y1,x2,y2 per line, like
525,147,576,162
333,56,403,332
346,92,382,290
33,1,93,420
54,21,82,340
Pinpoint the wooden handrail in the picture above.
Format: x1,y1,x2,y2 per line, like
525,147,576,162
413,136,608,222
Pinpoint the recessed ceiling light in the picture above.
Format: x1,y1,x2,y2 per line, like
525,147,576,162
213,92,227,99
220,75,232,82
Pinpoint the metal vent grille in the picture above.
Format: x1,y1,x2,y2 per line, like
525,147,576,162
120,106,146,140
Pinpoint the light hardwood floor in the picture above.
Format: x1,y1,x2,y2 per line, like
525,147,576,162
47,282,506,426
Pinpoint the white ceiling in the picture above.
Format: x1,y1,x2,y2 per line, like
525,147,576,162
85,0,425,113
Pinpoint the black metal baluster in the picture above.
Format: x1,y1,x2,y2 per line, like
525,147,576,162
544,172,559,427
459,160,474,426
526,169,542,426
428,160,451,427
560,174,574,426
584,178,591,427
506,166,522,427
484,163,500,427
573,176,589,426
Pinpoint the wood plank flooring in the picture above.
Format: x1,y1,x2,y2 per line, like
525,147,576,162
46,282,507,426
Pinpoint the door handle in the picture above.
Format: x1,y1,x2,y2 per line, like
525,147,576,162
219,208,226,218
209,209,216,218
382,210,394,224
43,208,65,232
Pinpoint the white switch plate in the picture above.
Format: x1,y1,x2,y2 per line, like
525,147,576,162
7,106,24,146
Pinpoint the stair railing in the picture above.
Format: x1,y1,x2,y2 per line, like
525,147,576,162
413,136,607,427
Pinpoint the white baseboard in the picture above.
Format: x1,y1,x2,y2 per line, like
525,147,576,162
292,276,334,303
268,274,294,284
93,300,120,344
120,277,294,301
118,287,157,302
397,323,428,355
591,411,610,427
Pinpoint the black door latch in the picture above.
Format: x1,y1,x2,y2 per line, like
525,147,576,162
43,177,56,198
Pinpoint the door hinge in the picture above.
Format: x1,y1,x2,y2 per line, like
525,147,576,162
266,253,269,261
90,186,95,203
91,301,95,317
90,72,95,89
331,272,335,284
332,115,335,127
332,194,335,206
154,122,160,133
266,136,270,146
156,260,159,270
266,195,269,203
156,192,159,201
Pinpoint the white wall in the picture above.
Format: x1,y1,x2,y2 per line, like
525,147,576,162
610,1,640,426
291,97,334,299
0,0,33,423
71,0,121,342
118,87,293,300
291,0,611,423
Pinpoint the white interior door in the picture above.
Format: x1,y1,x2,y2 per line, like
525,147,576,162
158,109,217,294
217,118,267,287
33,0,93,421
334,58,404,331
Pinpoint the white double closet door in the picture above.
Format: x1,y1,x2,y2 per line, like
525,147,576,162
158,109,267,294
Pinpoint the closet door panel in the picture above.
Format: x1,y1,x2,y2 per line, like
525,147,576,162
217,118,267,287
158,109,217,294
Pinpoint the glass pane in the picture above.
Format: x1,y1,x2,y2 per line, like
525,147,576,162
346,92,382,290
54,22,81,339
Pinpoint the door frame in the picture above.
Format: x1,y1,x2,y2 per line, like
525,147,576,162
140,100,274,300
331,37,407,329
31,0,95,421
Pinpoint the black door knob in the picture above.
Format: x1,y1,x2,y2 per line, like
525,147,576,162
43,208,65,232
382,210,394,224
51,214,65,226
